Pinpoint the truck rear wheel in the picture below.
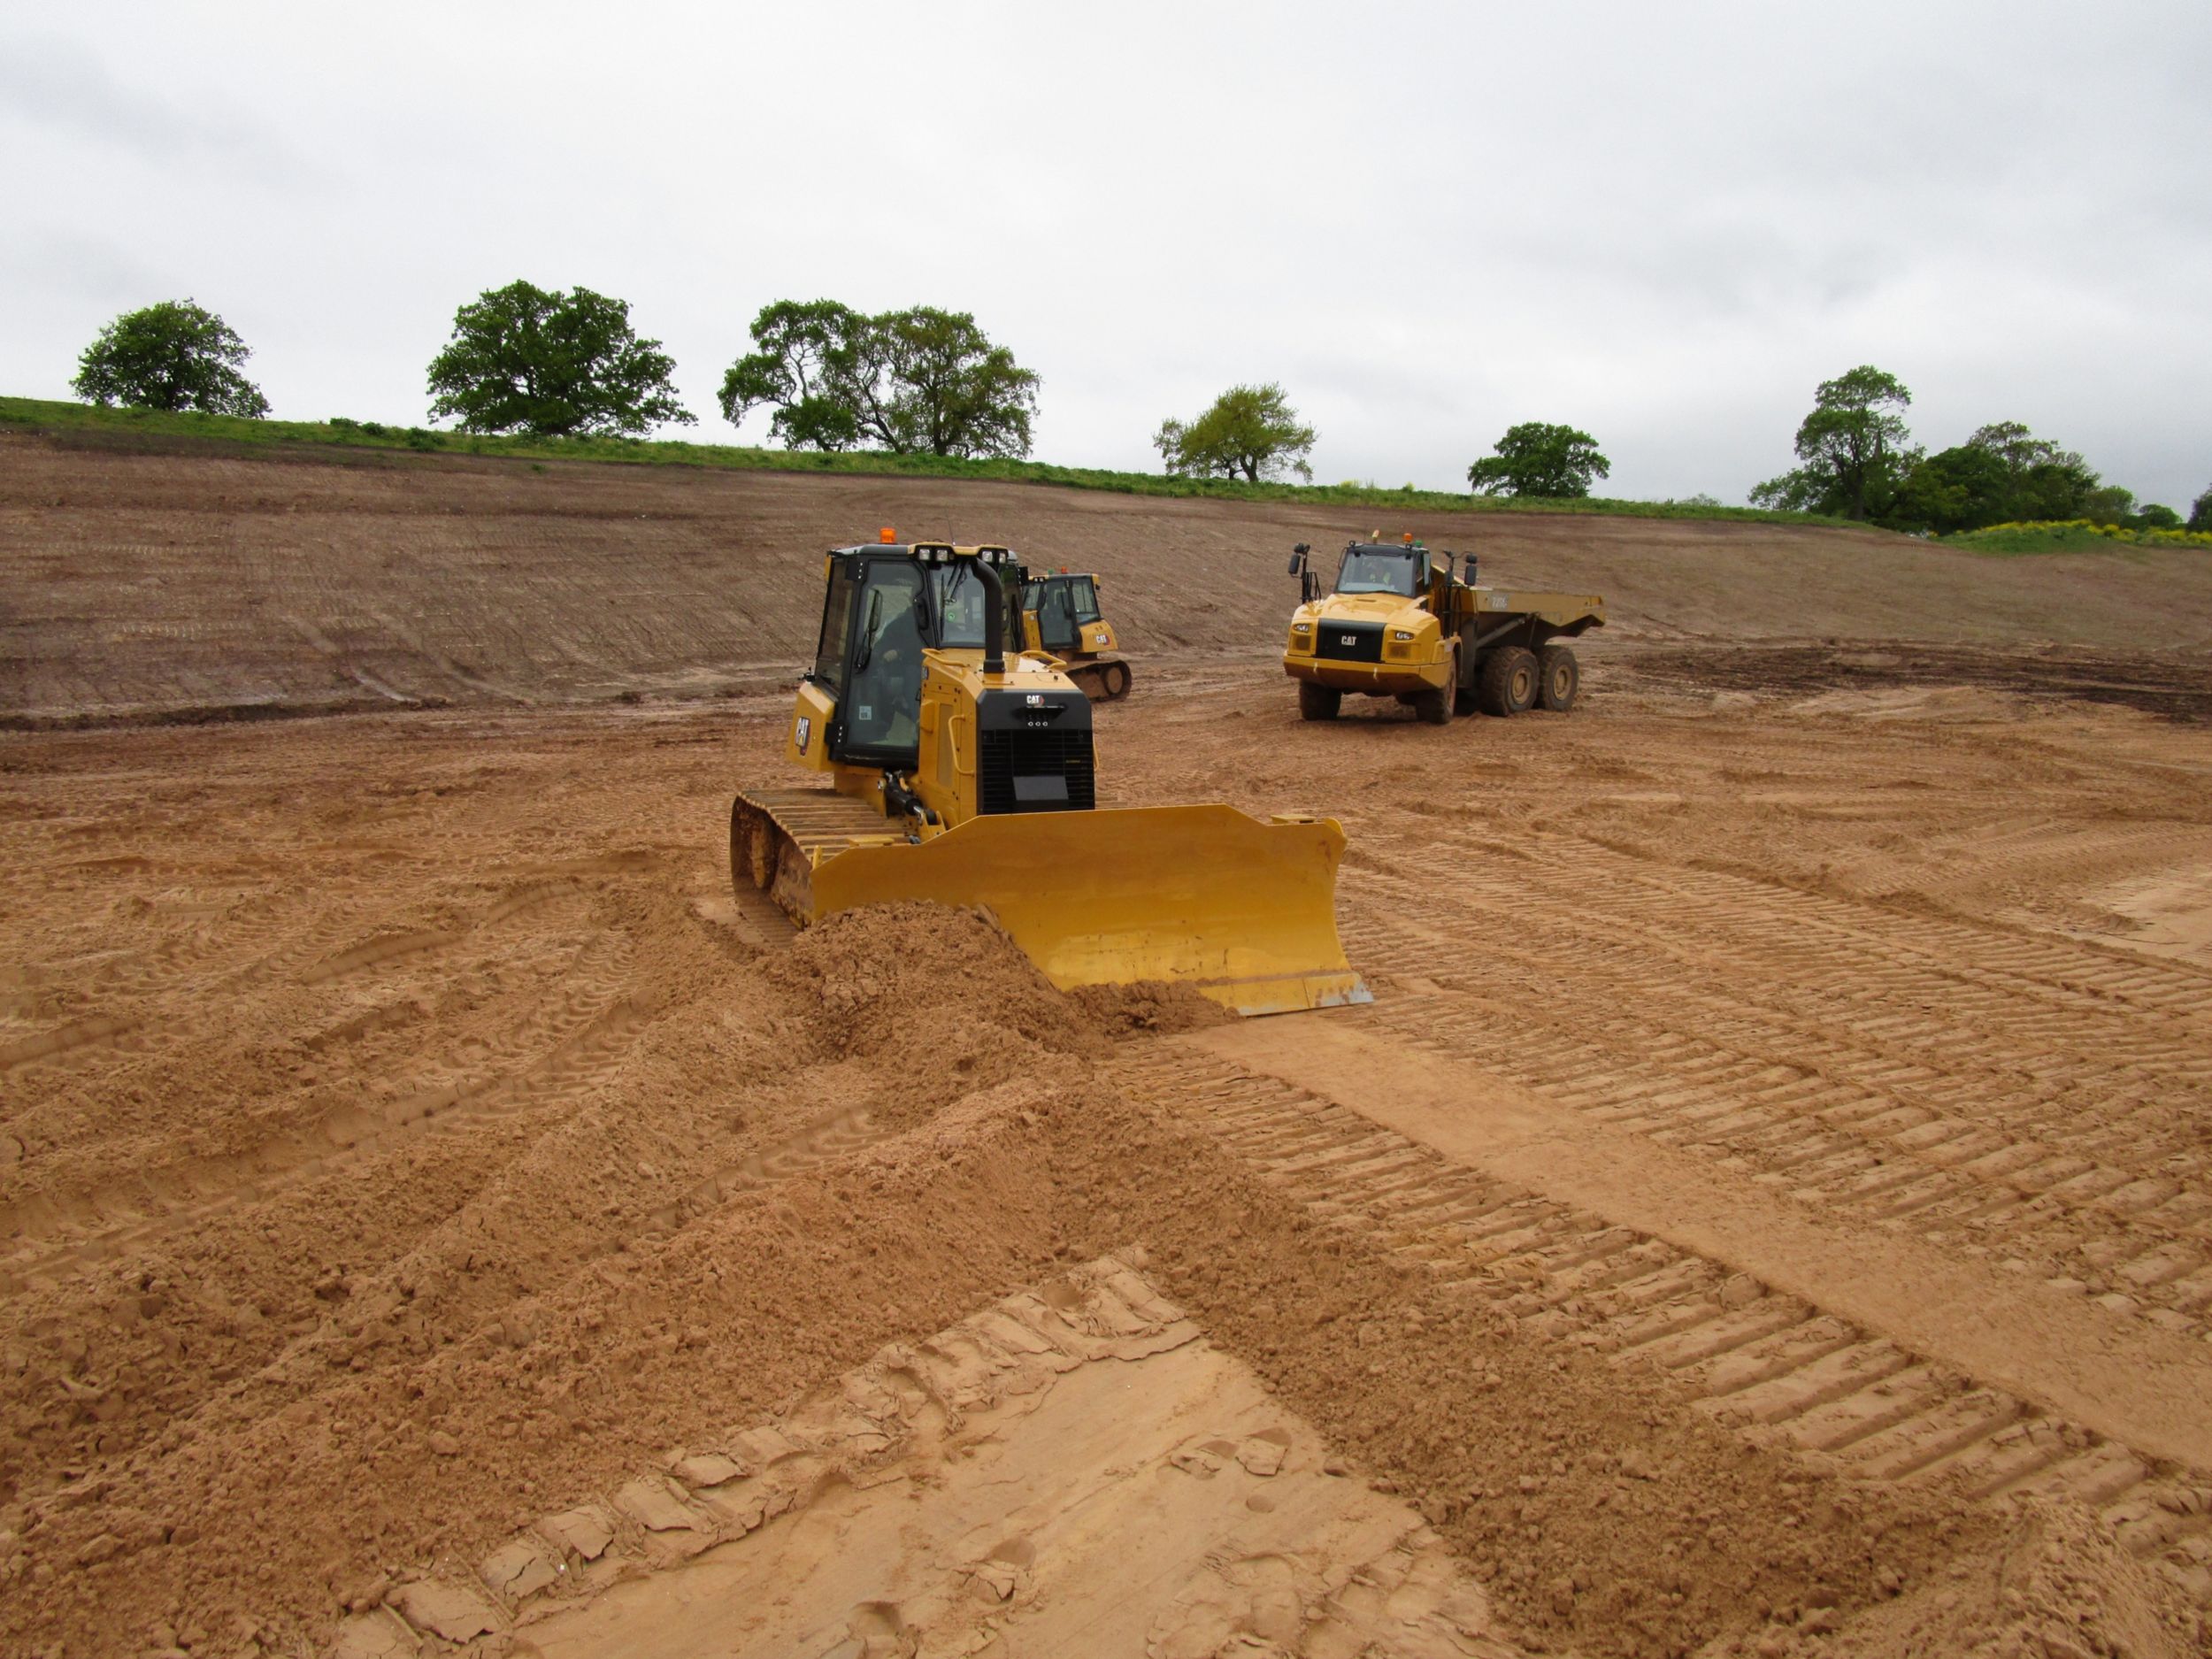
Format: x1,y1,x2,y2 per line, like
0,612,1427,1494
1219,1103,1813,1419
1538,645,1579,711
1298,680,1341,722
1478,647,1538,717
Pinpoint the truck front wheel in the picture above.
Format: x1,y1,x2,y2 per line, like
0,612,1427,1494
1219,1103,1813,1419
1538,645,1579,711
1478,647,1538,716
1298,680,1341,722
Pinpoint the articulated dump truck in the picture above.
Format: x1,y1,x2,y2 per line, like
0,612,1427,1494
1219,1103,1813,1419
1284,536,1605,724
731,534,1369,1016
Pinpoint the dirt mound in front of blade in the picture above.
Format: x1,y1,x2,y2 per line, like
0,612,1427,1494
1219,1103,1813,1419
779,901,1109,1074
1066,979,1239,1036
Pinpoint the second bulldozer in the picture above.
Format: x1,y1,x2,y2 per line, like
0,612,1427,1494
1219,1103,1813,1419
731,535,1367,1016
1020,568,1132,701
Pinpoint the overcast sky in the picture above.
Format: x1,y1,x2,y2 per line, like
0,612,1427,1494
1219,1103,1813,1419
4,1,2207,506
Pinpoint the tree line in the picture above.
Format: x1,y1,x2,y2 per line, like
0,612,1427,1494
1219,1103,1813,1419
65,292,2212,533
1748,365,2192,533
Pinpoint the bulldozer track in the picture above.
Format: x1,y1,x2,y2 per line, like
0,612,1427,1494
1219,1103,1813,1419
1333,826,2212,1340
1117,1044,2212,1603
0,905,645,1294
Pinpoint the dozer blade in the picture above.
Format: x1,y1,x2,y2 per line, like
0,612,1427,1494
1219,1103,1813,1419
754,796,1369,1017
819,805,1368,1016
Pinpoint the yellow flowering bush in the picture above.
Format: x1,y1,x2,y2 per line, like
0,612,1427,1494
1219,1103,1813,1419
1948,519,2212,552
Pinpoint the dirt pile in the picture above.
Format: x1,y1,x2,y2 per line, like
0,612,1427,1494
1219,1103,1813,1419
1066,979,1239,1036
777,901,1107,1081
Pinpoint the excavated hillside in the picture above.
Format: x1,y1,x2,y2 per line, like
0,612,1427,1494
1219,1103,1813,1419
5,429,2211,726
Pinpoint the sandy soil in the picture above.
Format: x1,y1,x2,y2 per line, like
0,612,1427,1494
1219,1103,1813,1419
4,654,2211,1657
5,442,2212,1657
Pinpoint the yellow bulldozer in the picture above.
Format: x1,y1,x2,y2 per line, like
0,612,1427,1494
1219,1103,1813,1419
1019,569,1132,702
730,534,1368,1016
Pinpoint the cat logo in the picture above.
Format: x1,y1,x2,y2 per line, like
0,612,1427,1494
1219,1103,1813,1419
1338,634,1357,646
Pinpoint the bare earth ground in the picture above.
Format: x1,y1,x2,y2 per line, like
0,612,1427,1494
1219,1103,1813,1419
5,439,2212,1658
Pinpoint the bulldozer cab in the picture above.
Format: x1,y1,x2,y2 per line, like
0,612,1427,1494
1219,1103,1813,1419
1022,573,1102,655
808,544,1025,770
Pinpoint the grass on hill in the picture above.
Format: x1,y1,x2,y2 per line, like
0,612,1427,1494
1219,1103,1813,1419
0,395,1847,527
1941,519,2212,556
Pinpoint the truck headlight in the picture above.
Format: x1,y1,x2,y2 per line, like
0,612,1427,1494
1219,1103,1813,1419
1292,622,1312,634
1392,629,1414,641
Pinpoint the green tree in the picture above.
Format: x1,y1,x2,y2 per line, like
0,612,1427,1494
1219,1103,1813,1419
1465,422,1610,497
1893,420,2122,533
1152,383,1316,483
719,303,1039,458
2189,488,2212,533
72,299,269,417
1751,365,1916,520
426,280,694,437
717,300,865,450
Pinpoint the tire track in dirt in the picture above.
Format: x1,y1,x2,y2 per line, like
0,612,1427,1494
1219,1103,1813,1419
0,887,646,1294
1117,1041,2212,1608
1335,826,2212,1338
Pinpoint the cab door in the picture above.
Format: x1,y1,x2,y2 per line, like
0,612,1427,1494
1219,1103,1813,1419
1034,578,1079,652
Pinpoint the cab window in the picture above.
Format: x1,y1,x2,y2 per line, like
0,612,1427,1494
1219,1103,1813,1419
928,563,1020,649
1336,549,1417,597
840,562,926,758
1033,578,1079,650
812,558,859,695
1069,576,1102,624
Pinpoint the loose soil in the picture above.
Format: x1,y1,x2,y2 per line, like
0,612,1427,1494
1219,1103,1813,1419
4,442,2212,1657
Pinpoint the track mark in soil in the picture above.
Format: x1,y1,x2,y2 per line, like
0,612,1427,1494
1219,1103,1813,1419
1117,1040,2212,1604
324,1257,1525,1659
0,1013,141,1071
0,974,652,1292
1336,833,2212,1340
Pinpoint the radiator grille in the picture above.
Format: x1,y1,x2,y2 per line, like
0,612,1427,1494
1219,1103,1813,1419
978,729,1096,815
1317,621,1386,663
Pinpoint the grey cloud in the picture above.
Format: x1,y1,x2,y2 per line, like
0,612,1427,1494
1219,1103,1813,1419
0,28,319,188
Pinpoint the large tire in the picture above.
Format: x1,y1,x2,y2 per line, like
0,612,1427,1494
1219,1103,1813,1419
1102,660,1133,700
1477,647,1538,717
1537,645,1579,711
1298,680,1341,722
